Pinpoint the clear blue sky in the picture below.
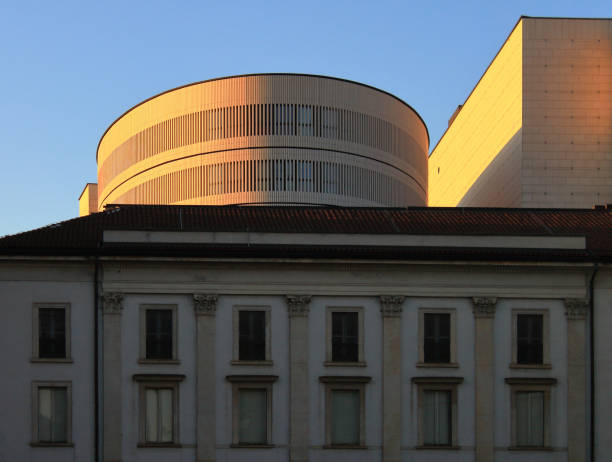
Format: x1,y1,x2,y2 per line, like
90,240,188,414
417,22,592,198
0,0,609,236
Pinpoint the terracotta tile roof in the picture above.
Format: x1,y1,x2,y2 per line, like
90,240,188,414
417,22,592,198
0,204,611,261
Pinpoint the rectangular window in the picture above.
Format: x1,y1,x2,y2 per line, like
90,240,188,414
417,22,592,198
145,388,174,443
139,305,178,363
239,311,266,361
320,376,370,448
39,308,66,358
413,377,462,448
32,304,71,362
332,312,359,362
227,375,277,447
32,382,72,445
423,390,451,445
517,314,543,364
233,307,271,364
506,377,555,449
424,313,450,363
38,387,68,442
511,310,550,368
418,309,456,367
239,389,267,444
516,391,544,446
331,390,360,445
134,374,184,447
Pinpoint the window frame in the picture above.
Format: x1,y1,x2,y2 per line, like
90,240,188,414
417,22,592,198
139,304,179,364
31,381,73,446
505,377,556,450
412,377,463,449
320,376,370,449
133,374,185,448
32,303,71,363
325,307,365,367
511,309,551,369
226,375,278,447
417,308,457,368
232,306,272,365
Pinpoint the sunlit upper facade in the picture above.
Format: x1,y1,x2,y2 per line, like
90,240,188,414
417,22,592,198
429,17,612,208
83,74,429,214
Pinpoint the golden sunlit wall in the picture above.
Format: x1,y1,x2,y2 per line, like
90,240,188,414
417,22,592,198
521,18,612,208
428,21,523,207
96,74,429,211
78,183,98,217
429,17,612,209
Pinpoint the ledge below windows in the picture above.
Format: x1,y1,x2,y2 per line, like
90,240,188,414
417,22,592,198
30,442,74,447
324,361,367,368
30,358,73,364
416,362,459,368
231,360,274,366
509,363,552,370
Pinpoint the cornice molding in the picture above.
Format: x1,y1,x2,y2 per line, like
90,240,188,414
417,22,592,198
102,292,123,314
193,294,218,316
472,297,497,318
286,295,312,317
380,295,405,317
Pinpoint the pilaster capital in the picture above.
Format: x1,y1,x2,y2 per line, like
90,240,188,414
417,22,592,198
286,295,312,317
102,292,123,315
193,294,218,316
379,295,405,317
472,297,497,318
564,298,589,320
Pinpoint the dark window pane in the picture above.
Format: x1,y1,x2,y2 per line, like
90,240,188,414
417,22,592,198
146,309,173,359
424,313,450,363
39,308,66,358
332,312,359,362
517,314,543,364
239,311,266,361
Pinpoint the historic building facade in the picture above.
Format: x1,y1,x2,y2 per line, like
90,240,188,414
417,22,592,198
1,205,611,462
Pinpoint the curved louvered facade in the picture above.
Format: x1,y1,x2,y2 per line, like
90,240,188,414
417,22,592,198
96,74,429,210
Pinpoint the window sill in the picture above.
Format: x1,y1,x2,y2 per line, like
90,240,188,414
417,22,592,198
231,360,273,366
509,363,552,369
137,443,182,448
323,444,367,449
416,362,459,368
31,358,73,363
324,361,367,367
415,445,461,450
230,443,275,448
30,442,74,447
138,359,181,365
508,446,553,451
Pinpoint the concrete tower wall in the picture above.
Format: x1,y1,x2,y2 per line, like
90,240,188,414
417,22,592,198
429,17,612,208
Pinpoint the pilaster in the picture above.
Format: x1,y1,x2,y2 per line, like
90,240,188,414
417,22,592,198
102,292,123,462
565,298,589,462
286,295,311,462
380,295,404,462
194,294,218,462
472,297,497,462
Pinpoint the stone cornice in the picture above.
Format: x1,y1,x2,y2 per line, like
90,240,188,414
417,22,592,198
286,295,312,317
472,297,497,318
379,295,405,317
564,298,589,320
193,294,218,316
102,292,123,314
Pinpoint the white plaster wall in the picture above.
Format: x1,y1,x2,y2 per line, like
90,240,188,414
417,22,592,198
216,294,290,462
0,263,95,462
493,298,568,462
120,293,197,462
402,297,476,461
594,269,612,462
308,296,383,462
